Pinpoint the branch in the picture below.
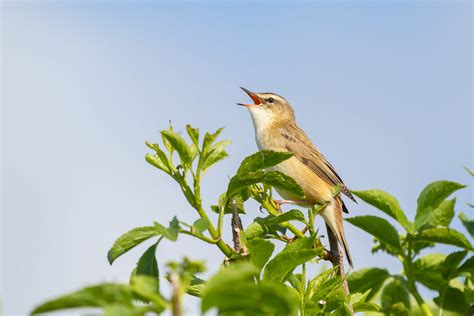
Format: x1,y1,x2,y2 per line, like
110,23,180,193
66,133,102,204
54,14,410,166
325,224,353,315
231,198,248,254
180,229,221,244
402,255,433,316
190,174,234,258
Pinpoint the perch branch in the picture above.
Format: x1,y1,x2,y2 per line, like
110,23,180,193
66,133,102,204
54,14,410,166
231,198,248,254
325,224,353,315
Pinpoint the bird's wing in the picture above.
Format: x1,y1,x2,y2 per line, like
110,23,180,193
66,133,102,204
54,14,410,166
276,122,357,205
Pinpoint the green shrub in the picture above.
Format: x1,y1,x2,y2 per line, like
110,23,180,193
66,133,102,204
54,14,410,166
31,125,473,316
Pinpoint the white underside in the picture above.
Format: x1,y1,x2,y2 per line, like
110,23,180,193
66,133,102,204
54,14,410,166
248,106,274,150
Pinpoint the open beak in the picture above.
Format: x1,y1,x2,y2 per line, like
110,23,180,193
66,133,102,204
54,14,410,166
237,87,262,107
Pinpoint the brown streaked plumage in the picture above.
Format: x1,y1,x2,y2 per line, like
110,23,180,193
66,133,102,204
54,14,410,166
238,87,356,266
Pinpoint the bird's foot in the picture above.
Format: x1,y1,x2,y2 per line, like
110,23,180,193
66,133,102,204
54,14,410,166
323,249,340,267
273,199,303,213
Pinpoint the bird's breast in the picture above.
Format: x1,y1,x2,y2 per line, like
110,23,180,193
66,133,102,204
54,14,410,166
270,157,334,205
249,116,333,204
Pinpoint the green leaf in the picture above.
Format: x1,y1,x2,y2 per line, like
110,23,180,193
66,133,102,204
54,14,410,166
332,304,352,316
186,277,206,297
145,141,173,173
441,251,467,279
413,253,446,290
145,153,170,174
192,218,209,233
199,139,231,173
351,290,382,312
227,170,304,199
246,211,307,240
130,275,167,311
381,279,410,313
103,304,140,316
237,150,293,174
154,217,180,241
416,180,465,214
416,227,473,250
161,125,173,153
186,124,199,148
305,268,347,314
211,193,245,215
263,235,323,283
31,284,134,314
353,302,382,313
347,268,390,300
244,221,269,240
246,238,275,272
201,263,298,315
189,144,199,162
306,268,340,302
351,190,412,232
414,199,456,231
346,215,402,251
465,167,474,177
459,212,474,238
108,226,161,265
161,130,192,167
260,209,307,225
136,241,159,279
457,256,474,275
434,283,469,314
201,127,223,155
287,273,303,293
349,290,370,305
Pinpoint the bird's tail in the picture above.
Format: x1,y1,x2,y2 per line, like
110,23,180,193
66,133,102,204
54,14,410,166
320,198,353,267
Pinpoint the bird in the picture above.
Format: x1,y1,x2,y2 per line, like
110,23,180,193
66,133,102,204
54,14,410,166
237,87,356,266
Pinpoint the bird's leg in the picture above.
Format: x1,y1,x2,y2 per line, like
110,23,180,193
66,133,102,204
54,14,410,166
273,199,305,212
269,199,310,238
280,226,310,243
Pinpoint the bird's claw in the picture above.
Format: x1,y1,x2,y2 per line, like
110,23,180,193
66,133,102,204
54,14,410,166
323,249,340,266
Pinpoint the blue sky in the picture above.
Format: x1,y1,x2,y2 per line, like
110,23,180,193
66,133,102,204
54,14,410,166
1,1,472,315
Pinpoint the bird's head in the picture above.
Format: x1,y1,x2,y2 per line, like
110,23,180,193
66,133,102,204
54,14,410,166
237,87,295,128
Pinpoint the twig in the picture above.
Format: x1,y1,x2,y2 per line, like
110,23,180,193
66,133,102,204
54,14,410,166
325,224,353,315
231,198,248,254
180,229,221,244
190,173,233,258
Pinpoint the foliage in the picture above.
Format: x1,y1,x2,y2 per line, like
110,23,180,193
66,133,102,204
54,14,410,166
31,125,473,316
347,171,473,316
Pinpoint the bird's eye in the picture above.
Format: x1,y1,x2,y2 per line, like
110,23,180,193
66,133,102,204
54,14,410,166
267,97,274,103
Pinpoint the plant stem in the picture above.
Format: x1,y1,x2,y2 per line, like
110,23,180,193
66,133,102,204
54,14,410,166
180,229,221,244
170,271,182,316
403,256,433,316
438,287,447,316
410,285,432,316
199,208,233,257
307,208,315,234
192,174,234,258
301,263,307,315
217,199,224,236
